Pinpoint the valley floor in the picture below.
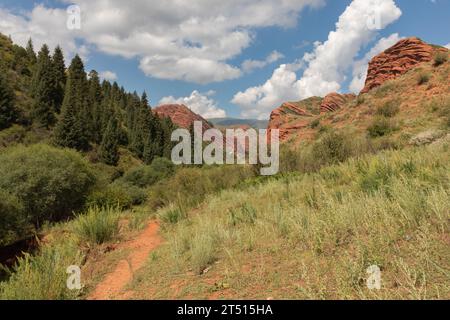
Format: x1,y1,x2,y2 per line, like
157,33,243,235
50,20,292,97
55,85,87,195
82,137,450,300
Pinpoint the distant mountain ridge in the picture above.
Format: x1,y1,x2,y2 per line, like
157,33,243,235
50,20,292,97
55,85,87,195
208,118,269,130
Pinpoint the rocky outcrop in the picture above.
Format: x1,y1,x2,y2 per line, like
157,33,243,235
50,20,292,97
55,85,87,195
268,97,322,141
154,104,212,131
361,37,443,94
320,93,355,113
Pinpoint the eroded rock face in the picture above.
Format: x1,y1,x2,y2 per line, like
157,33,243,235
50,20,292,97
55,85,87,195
320,93,356,113
268,98,322,141
361,37,438,94
154,104,212,131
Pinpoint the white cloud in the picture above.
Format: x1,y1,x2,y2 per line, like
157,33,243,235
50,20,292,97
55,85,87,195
242,51,285,73
349,33,402,93
159,90,227,119
445,43,450,49
99,70,118,81
232,0,402,119
0,0,324,84
0,5,87,60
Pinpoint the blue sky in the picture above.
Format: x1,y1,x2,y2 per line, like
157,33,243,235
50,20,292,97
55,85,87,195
0,0,449,119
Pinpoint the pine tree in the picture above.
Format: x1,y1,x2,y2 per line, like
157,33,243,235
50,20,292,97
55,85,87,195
32,45,56,128
0,73,17,130
99,117,120,166
54,55,89,151
87,70,104,144
51,46,66,112
26,38,37,66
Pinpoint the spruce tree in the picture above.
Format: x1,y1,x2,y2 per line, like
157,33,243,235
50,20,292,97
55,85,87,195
0,73,17,130
26,38,37,66
87,70,104,144
51,46,66,112
32,45,56,128
99,117,120,166
54,55,89,151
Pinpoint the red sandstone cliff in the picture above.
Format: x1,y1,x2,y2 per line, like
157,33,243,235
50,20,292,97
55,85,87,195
361,37,444,94
154,104,212,131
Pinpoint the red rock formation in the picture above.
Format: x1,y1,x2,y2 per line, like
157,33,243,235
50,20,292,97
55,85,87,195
320,93,356,113
361,37,444,94
154,104,212,131
268,98,322,141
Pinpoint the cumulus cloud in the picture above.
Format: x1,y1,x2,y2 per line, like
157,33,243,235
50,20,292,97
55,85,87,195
0,5,87,60
445,43,450,49
242,51,285,73
99,70,118,81
232,0,402,119
159,90,227,119
349,33,402,93
0,0,324,84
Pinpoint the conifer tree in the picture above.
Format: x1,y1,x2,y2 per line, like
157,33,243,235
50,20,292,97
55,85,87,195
87,70,104,144
0,73,17,130
54,55,89,151
32,45,56,128
25,38,37,66
51,46,66,112
99,117,120,166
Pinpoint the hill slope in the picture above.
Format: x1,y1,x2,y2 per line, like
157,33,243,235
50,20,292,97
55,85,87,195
268,38,449,145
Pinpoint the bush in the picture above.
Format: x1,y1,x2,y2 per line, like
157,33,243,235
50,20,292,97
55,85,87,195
122,157,175,188
367,117,397,138
148,166,253,209
312,131,353,165
86,182,146,210
74,206,120,245
0,190,26,245
122,166,161,188
377,100,400,118
0,242,83,300
434,52,448,66
310,119,320,129
150,157,176,177
0,144,96,228
417,72,431,85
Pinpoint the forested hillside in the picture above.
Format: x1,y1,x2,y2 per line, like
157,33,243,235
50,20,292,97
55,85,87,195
0,33,180,248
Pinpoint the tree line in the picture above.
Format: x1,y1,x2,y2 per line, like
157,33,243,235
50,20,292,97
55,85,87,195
0,36,177,166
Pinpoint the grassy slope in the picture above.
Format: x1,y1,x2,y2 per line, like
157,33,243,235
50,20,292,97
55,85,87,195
125,138,450,300
284,53,450,145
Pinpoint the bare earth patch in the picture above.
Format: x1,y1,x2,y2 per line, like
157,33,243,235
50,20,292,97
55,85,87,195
88,221,162,300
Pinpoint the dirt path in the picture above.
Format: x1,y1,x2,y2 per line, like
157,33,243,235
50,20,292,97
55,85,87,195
88,221,162,300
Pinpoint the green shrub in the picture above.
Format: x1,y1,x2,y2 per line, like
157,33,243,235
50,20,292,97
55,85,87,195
310,119,320,129
150,157,176,177
377,100,400,118
122,166,161,188
0,144,96,227
312,131,353,165
121,157,175,188
0,125,26,149
417,72,431,85
74,206,120,245
148,166,253,209
0,190,26,245
0,242,83,300
367,117,397,138
434,52,448,66
86,182,146,210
